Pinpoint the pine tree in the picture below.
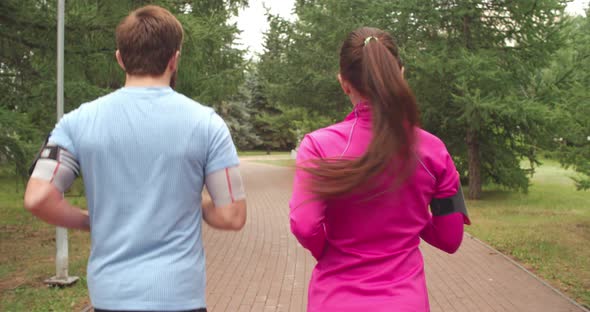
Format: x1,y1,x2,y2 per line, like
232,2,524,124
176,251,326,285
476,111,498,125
535,10,590,189
0,0,250,176
258,0,569,198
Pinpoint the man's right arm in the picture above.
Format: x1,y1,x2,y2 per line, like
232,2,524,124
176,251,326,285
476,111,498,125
202,166,246,231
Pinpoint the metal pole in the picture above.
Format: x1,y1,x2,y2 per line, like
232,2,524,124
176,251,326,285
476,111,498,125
46,0,78,287
57,0,64,122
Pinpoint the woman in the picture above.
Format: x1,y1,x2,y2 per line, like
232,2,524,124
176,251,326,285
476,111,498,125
289,27,470,312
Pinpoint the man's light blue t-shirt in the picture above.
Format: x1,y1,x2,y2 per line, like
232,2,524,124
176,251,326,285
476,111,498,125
49,87,239,311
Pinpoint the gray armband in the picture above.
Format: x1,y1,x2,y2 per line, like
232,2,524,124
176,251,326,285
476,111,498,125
205,166,246,207
430,183,470,224
30,142,80,193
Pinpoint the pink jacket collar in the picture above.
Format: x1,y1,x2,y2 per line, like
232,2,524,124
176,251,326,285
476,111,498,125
345,102,371,122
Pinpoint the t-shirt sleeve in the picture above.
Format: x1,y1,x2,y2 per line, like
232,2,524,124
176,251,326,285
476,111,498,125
48,109,79,158
205,112,240,175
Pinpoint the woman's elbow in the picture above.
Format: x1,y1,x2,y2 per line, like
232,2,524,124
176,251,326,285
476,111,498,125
440,234,463,254
289,217,315,239
442,243,460,254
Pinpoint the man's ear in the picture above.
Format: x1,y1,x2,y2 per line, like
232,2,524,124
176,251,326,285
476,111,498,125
115,50,126,71
168,50,181,72
337,74,352,95
401,66,405,79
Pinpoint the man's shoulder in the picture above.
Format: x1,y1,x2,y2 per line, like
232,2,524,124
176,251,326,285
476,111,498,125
70,89,122,115
55,92,112,126
78,89,214,113
170,92,216,117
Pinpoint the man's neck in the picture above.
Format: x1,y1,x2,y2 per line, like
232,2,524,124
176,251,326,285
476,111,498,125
124,73,170,88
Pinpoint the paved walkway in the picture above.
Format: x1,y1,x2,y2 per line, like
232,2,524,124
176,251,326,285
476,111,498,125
238,154,293,161
203,161,586,312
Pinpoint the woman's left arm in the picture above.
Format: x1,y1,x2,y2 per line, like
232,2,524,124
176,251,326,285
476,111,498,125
421,150,470,253
420,212,464,254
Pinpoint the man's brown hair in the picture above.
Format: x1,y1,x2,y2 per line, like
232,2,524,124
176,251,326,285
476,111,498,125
116,5,183,76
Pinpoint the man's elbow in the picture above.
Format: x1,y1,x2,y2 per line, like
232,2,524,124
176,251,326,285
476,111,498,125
229,216,246,231
24,192,44,214
24,179,56,214
228,200,247,231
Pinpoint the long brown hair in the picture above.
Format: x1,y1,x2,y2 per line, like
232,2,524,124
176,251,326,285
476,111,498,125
303,27,419,199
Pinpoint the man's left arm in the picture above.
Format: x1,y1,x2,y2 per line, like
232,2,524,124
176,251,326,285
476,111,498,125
24,141,89,231
201,112,246,231
202,166,246,231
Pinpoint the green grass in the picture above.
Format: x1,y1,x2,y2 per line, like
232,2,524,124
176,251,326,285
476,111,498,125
237,150,290,157
1,160,588,309
0,177,90,311
467,160,589,308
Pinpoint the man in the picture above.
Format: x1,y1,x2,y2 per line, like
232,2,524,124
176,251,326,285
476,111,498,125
24,5,246,312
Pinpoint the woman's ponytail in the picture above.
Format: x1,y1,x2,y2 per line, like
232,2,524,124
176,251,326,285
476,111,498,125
303,27,419,199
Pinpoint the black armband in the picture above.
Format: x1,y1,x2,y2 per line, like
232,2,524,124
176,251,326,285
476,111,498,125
29,137,80,192
430,183,470,224
29,134,51,176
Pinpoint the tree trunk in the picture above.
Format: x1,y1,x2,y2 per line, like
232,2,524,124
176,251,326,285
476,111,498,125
462,10,480,199
467,129,482,199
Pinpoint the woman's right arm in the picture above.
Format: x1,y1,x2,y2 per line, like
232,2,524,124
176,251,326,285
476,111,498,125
289,136,328,260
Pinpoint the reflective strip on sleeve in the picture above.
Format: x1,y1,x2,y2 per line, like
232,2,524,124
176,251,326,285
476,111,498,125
206,166,245,207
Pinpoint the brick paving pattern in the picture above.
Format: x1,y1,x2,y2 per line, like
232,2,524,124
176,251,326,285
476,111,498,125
84,160,586,312
203,161,586,312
